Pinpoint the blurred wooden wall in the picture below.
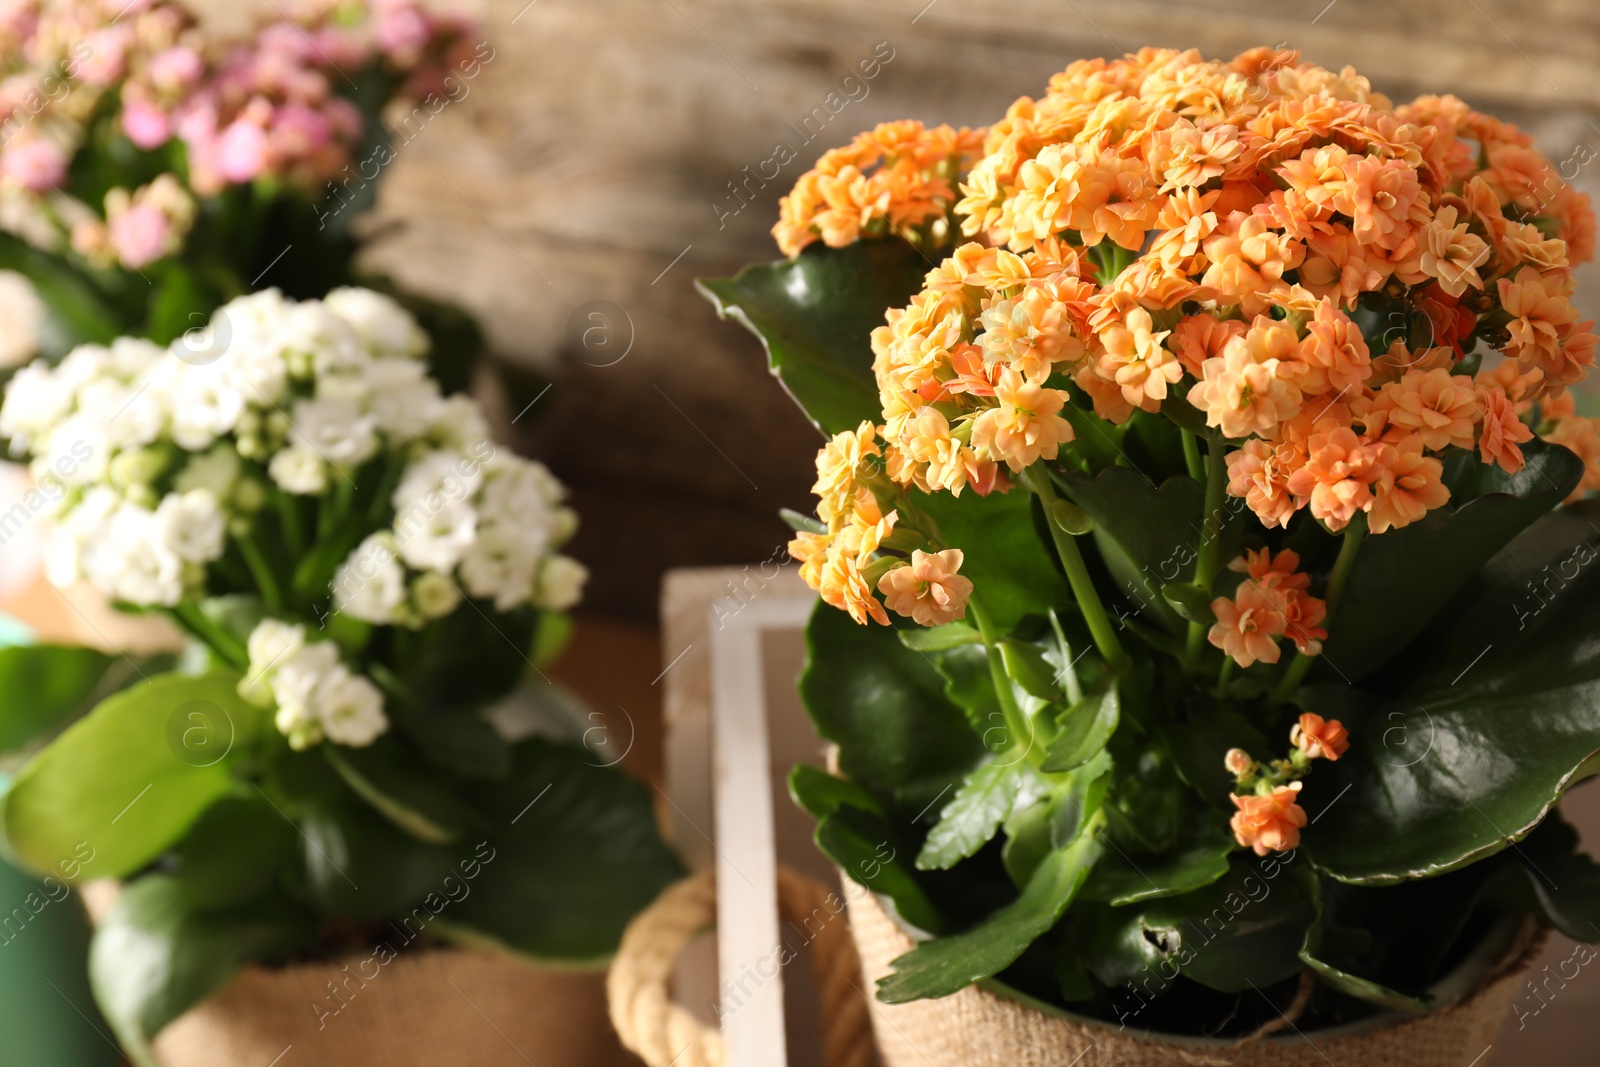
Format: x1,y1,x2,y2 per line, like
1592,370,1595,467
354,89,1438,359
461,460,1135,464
339,0,1600,618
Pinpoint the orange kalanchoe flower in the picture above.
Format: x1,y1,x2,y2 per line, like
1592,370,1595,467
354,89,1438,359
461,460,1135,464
1292,712,1351,761
1209,583,1287,667
1231,782,1308,855
878,549,974,627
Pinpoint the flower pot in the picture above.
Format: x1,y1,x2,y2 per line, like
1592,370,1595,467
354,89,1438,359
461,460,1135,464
847,888,1540,1067
80,883,634,1067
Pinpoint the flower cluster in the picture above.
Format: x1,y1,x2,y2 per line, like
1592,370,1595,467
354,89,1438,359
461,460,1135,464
773,120,985,257
786,47,1599,625
239,618,387,749
0,286,582,616
0,0,477,268
1208,548,1326,667
1226,710,1349,855
332,445,584,626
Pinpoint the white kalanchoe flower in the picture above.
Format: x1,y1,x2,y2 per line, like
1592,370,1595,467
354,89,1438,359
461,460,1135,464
154,489,226,564
411,571,461,619
268,446,327,495
324,287,429,358
239,621,389,750
536,555,588,611
314,666,388,747
289,396,377,471
332,532,408,624
174,445,243,501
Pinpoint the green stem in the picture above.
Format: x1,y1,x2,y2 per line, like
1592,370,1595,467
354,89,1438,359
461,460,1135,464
1185,435,1230,670
1215,657,1235,698
276,493,305,560
237,531,284,611
968,596,1032,758
1268,517,1366,707
1181,430,1204,483
168,603,248,669
1022,467,1129,675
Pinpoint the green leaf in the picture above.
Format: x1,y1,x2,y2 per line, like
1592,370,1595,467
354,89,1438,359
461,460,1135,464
1003,752,1110,887
0,232,123,359
387,703,512,780
3,672,263,880
0,644,116,752
89,874,317,1067
696,240,931,435
1042,687,1119,773
1161,583,1216,625
877,828,1103,1002
1308,501,1600,883
788,764,885,821
820,805,944,934
323,740,485,845
402,603,537,716
898,622,982,652
447,739,683,963
1317,438,1581,682
799,602,983,808
167,794,298,911
917,760,1030,870
1082,818,1234,906
913,487,1070,632
999,639,1060,702
145,265,217,346
1054,467,1206,636
1091,853,1312,994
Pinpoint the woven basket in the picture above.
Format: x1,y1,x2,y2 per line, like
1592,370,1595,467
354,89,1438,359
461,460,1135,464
848,888,1538,1067
80,883,632,1067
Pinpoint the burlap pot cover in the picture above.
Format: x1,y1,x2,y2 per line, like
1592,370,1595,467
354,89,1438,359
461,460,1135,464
848,888,1538,1067
80,883,632,1067
149,943,634,1067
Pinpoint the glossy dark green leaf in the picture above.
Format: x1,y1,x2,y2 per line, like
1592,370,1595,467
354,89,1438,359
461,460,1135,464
1316,438,1581,682
3,672,263,879
1004,752,1110,887
0,644,116,752
387,703,512,780
913,486,1070,632
89,874,317,1067
446,740,683,963
697,240,931,435
820,805,944,934
401,602,536,715
1308,501,1600,883
999,639,1060,702
898,621,982,652
1054,466,1205,636
1161,583,1216,625
799,602,983,809
877,828,1103,1003
1042,688,1119,773
323,739,486,845
917,760,1031,871
1082,817,1234,906
1093,853,1312,994
168,794,298,912
788,764,885,822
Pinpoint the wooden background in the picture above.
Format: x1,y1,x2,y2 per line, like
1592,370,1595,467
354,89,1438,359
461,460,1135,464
319,0,1600,618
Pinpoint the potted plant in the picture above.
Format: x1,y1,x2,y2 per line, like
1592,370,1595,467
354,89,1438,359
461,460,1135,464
700,46,1600,1064
0,0,492,392
0,287,682,1066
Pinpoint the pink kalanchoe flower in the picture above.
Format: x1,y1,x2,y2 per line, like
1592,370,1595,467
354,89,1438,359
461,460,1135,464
215,118,269,182
0,137,66,192
75,26,132,88
148,46,204,94
374,3,433,64
108,202,172,268
121,99,172,149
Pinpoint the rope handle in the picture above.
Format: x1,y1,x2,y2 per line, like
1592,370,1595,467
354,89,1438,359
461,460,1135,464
607,866,876,1067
